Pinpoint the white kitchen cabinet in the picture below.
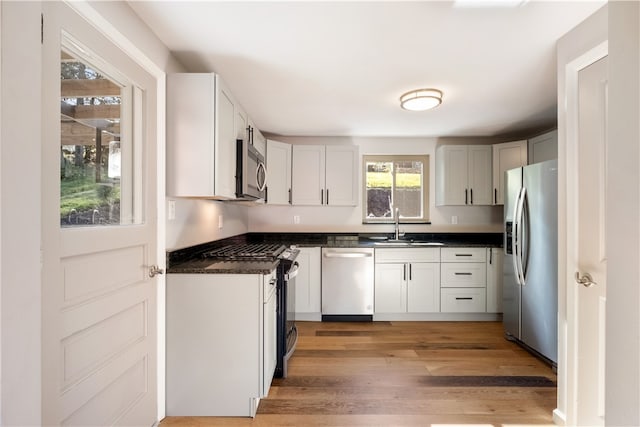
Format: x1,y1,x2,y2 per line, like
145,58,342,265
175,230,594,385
486,247,504,313
294,247,322,319
440,247,487,313
374,248,440,314
265,139,292,205
492,140,528,205
251,121,267,156
291,145,359,206
528,129,558,164
167,73,242,199
435,145,492,206
166,270,277,416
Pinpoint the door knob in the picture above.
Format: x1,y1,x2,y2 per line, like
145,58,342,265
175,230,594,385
149,265,164,278
575,271,596,288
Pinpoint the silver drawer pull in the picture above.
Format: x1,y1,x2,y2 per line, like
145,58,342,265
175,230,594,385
455,254,473,257
455,297,473,300
454,272,473,276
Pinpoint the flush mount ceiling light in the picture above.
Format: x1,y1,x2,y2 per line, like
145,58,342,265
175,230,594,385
400,88,443,111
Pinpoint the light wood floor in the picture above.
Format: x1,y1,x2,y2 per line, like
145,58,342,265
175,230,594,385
161,321,557,426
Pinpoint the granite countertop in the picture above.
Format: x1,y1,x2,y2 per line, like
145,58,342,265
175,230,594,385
166,232,503,274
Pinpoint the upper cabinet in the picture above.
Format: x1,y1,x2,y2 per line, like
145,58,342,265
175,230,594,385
166,73,258,199
291,145,359,206
435,145,492,206
492,140,528,205
528,129,557,165
265,139,292,205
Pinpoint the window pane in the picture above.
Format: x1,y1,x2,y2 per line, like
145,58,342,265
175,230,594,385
365,161,393,219
394,160,423,219
60,47,133,227
363,155,429,223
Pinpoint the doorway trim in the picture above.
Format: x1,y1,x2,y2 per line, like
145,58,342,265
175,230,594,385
557,40,608,426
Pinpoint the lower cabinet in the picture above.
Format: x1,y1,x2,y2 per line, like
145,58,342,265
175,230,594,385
166,270,277,417
294,247,322,320
374,248,440,314
440,247,487,313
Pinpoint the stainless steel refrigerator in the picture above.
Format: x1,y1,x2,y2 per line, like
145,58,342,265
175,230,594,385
503,159,558,364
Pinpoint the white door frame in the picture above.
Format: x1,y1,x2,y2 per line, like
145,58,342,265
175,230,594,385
59,2,167,420
559,41,608,426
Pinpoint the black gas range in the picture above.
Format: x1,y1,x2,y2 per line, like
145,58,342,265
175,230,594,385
202,243,299,378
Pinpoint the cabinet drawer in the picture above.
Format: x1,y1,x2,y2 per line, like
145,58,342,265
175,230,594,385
441,288,486,312
375,248,440,263
441,262,486,287
441,247,486,262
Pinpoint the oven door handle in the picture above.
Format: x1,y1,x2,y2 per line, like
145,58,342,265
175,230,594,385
285,261,300,281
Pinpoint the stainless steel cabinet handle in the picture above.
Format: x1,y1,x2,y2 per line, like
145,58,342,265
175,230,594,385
470,188,473,205
323,252,372,258
575,271,597,288
454,272,472,276
465,189,468,205
456,297,473,300
149,265,164,278
494,188,498,205
321,189,324,205
455,253,473,257
288,188,292,204
326,189,329,205
403,264,406,281
409,263,412,281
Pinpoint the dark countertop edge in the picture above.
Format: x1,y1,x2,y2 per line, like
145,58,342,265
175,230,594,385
167,231,503,273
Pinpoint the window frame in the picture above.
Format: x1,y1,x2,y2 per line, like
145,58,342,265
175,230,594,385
362,154,430,224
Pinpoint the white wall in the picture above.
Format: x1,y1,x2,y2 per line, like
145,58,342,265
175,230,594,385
248,135,505,233
606,2,640,424
1,2,43,425
166,199,249,250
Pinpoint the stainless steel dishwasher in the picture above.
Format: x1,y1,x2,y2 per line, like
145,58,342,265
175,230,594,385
321,247,374,321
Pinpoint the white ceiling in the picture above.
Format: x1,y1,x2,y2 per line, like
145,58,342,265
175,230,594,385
129,1,605,138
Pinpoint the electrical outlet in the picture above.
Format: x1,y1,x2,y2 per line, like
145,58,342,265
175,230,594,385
293,215,300,224
451,215,458,224
218,215,224,229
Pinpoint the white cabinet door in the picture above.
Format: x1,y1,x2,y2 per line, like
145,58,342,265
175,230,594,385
492,140,527,205
291,145,359,206
374,263,407,313
436,145,468,205
266,139,292,205
291,145,325,205
325,145,359,206
167,73,216,197
436,145,492,206
215,76,237,199
528,129,557,164
166,73,249,199
486,247,504,313
262,275,277,397
468,145,493,205
407,263,440,313
294,247,321,314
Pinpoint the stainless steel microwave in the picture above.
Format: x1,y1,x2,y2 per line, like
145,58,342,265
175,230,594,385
235,139,267,200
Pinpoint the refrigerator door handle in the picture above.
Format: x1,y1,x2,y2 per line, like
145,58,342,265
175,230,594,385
515,187,527,286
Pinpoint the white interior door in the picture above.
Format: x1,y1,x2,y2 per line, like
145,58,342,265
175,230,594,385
575,55,608,426
41,3,158,425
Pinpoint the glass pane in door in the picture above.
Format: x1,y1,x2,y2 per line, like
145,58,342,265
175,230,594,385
60,45,137,227
393,160,424,219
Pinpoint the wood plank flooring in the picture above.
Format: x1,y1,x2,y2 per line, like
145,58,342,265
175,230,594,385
160,321,557,426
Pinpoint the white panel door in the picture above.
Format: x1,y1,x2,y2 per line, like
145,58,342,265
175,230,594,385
467,145,493,205
407,263,440,313
436,145,468,205
294,247,321,314
575,56,608,426
374,263,407,313
42,3,158,425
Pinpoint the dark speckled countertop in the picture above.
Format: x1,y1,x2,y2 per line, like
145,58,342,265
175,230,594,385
167,232,503,274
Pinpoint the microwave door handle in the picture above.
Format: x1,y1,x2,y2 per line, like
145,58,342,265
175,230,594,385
257,162,267,191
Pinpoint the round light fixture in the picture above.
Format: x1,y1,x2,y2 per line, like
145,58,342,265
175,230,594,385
400,88,443,111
